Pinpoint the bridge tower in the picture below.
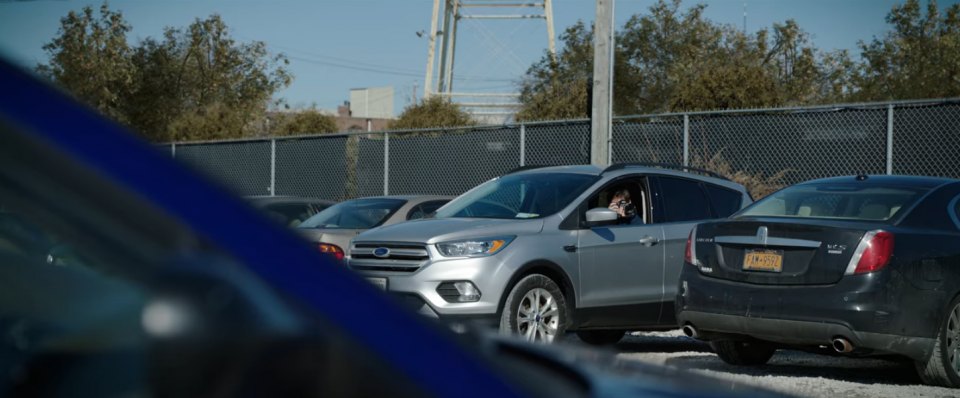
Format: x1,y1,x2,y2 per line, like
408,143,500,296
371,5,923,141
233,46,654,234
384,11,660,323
423,0,556,123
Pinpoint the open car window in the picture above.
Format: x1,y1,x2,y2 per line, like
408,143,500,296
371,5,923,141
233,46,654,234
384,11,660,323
581,177,649,226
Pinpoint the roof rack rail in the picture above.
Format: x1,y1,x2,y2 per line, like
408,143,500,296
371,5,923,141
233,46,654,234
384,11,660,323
505,165,549,175
601,163,729,180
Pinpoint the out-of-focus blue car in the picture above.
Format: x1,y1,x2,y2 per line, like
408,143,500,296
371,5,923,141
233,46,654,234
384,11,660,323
0,60,780,398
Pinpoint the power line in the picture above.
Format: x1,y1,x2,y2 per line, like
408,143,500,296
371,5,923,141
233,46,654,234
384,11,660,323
241,34,522,87
287,54,516,83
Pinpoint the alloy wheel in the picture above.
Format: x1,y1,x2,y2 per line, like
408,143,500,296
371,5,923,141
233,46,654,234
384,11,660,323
517,287,560,343
948,303,960,375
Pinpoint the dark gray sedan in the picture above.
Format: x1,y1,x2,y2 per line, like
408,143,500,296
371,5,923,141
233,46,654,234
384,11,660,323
677,174,960,387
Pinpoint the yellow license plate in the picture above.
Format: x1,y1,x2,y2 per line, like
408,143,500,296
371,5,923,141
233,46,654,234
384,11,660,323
743,250,783,272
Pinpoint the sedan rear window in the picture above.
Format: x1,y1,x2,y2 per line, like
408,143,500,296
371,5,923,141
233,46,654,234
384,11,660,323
299,198,406,229
738,183,928,221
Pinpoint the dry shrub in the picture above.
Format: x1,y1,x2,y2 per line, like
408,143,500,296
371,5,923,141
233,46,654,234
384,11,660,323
691,150,790,199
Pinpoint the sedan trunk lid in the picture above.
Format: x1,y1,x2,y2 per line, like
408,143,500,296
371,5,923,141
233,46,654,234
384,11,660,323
693,218,881,285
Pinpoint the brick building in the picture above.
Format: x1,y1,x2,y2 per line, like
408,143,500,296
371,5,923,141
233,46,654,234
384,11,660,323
334,101,393,132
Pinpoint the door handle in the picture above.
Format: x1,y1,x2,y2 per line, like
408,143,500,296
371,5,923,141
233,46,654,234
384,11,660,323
639,236,659,246
563,245,577,253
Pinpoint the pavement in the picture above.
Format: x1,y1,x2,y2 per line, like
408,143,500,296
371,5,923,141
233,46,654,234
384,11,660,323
609,330,960,398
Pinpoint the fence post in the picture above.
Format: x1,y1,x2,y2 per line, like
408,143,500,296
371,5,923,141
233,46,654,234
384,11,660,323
682,114,690,167
383,132,390,196
519,123,526,167
886,104,894,175
269,138,277,196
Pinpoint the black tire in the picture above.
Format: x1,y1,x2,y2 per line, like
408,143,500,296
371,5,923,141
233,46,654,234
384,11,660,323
576,330,626,346
710,340,776,366
499,274,569,343
915,295,960,387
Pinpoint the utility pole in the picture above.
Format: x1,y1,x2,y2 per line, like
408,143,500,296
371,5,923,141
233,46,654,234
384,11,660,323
743,1,747,33
591,0,614,166
545,0,556,62
423,0,442,98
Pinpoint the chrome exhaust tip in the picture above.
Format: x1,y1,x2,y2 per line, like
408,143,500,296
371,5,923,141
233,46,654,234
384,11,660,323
832,337,854,353
682,325,698,339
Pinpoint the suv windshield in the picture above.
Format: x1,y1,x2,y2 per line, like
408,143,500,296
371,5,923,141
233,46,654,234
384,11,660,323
738,183,928,221
299,198,406,229
435,172,598,219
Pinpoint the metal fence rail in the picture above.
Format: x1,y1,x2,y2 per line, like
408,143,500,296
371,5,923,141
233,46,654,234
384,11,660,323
164,99,960,201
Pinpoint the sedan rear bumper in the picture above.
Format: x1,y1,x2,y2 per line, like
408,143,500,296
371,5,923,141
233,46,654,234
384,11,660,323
676,267,937,361
678,310,934,360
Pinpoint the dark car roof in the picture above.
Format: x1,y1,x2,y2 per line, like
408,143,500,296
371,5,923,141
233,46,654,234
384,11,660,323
798,175,959,189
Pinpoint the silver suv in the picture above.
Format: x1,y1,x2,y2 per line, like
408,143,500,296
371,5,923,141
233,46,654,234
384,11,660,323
349,164,751,344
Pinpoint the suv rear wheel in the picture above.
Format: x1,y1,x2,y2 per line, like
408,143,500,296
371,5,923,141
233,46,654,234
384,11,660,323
710,340,776,366
576,330,626,346
499,274,568,343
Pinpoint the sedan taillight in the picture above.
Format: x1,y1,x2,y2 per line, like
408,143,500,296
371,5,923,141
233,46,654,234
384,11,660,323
845,230,895,275
318,243,345,262
684,227,696,266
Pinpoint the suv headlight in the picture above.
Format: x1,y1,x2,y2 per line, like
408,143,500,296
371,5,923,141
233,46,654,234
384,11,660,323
436,236,515,257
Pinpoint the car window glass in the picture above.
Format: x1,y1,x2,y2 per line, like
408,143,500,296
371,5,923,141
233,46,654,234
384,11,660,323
435,173,597,219
739,184,928,221
419,200,448,216
300,198,406,229
266,203,316,227
657,177,711,222
705,185,743,217
0,128,208,395
406,200,449,220
0,125,443,398
406,204,425,220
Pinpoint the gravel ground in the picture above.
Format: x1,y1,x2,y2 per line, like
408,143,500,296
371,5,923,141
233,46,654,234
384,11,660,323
606,330,960,398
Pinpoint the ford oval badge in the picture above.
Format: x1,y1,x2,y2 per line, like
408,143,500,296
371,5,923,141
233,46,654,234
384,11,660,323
373,247,390,258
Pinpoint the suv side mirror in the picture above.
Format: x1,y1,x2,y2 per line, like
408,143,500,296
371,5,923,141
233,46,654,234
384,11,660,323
585,208,619,227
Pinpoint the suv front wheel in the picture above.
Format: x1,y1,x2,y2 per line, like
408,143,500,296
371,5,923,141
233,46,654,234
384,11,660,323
499,274,568,343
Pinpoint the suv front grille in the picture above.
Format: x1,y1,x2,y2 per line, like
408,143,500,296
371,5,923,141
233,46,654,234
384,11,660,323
349,242,429,273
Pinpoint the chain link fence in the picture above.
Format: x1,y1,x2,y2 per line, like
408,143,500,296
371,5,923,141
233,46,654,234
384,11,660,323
162,99,960,201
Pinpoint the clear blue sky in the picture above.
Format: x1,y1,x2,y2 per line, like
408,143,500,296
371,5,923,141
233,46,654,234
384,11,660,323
1,0,956,116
